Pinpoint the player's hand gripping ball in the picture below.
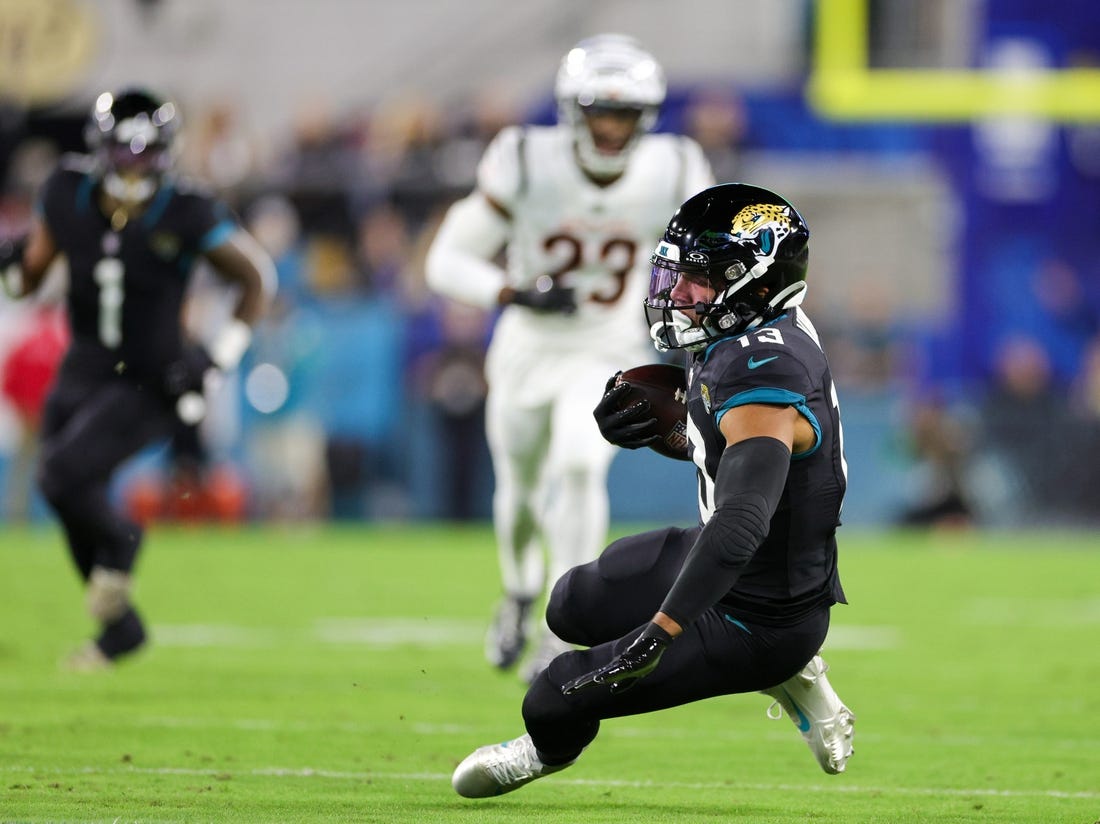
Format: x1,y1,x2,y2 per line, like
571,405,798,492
593,363,690,461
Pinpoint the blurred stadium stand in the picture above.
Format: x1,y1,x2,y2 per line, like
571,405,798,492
2,0,1099,527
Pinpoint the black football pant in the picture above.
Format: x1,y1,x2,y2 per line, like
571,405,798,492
37,373,174,656
522,526,830,763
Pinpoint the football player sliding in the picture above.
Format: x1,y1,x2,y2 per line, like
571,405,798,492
426,33,714,683
451,183,856,798
0,88,275,670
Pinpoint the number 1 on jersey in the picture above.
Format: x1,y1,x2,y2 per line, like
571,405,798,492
93,257,124,348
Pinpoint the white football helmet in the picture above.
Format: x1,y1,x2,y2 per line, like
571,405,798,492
554,33,666,178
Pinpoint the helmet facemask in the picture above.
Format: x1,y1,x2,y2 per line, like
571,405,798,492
646,261,782,352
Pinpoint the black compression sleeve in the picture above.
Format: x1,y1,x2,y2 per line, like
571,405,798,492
658,436,791,629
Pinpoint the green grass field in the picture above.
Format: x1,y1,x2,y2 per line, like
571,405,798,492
1,524,1098,823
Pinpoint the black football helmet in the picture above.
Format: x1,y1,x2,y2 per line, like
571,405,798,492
645,183,810,352
85,87,181,204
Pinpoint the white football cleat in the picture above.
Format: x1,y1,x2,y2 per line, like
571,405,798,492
520,631,575,685
761,655,855,774
452,733,576,798
485,596,532,669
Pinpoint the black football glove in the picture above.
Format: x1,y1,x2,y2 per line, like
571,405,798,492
562,623,673,696
509,283,577,314
593,376,661,449
164,345,216,398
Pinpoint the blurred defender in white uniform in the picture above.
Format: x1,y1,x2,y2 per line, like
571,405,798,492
426,34,714,681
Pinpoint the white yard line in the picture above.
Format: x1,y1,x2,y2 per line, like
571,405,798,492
96,717,1097,752
150,619,486,648
149,620,899,650
961,597,1100,626
0,764,1095,800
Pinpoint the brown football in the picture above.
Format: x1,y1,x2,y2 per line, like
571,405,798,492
615,363,690,460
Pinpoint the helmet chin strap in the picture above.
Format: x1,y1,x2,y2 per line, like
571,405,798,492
650,311,710,353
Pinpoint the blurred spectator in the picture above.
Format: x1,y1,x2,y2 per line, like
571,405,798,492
435,90,523,194
2,137,59,213
262,98,370,305
180,99,263,206
354,203,413,297
816,280,903,393
239,309,331,521
369,97,458,231
896,398,974,529
1072,334,1100,419
1068,334,1100,517
0,101,27,188
236,196,329,520
244,413,330,520
245,194,309,308
1029,258,1098,382
0,306,68,520
682,87,746,184
0,307,68,427
408,300,492,521
972,335,1087,525
0,139,64,520
271,97,361,241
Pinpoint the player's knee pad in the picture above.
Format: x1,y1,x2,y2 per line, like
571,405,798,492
521,657,599,760
521,665,573,726
86,566,132,623
545,566,587,645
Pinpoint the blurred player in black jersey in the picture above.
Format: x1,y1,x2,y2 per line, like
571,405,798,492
0,88,275,670
451,183,856,798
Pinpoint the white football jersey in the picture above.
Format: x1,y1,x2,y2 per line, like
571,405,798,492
473,124,713,358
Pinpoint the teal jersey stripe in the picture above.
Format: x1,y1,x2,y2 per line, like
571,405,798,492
714,386,822,459
199,220,237,252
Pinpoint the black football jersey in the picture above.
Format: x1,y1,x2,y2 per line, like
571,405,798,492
686,307,847,624
38,155,238,383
